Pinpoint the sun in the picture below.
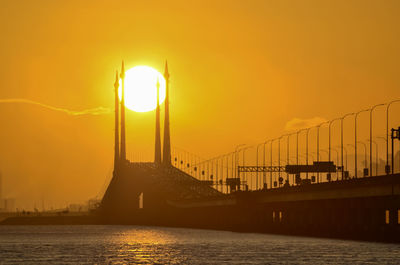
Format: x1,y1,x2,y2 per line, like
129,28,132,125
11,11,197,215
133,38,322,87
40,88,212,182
119,66,166,112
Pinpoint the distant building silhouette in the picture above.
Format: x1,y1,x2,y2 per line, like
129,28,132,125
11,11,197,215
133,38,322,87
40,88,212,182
0,173,16,212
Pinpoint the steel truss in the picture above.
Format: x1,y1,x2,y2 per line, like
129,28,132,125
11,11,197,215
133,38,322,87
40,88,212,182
237,166,285,173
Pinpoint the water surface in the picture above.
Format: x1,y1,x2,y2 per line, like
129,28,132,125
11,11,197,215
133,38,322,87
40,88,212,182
0,225,399,264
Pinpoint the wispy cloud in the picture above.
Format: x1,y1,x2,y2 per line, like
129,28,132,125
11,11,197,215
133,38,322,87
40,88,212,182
285,117,327,131
0,98,111,116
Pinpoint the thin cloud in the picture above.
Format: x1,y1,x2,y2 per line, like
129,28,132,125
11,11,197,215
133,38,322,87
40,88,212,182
0,98,111,116
285,117,327,131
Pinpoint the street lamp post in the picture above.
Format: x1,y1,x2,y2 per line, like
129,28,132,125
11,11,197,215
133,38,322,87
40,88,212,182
215,158,218,190
223,154,227,193
239,146,250,189
221,153,230,193
286,134,294,183
316,122,329,183
271,138,280,188
256,143,263,190
343,147,347,171
370,104,385,177
227,153,232,192
358,141,368,177
210,158,214,182
197,154,202,179
320,149,329,182
368,140,379,176
354,109,369,178
215,154,225,190
234,144,245,179
220,156,224,192
337,145,348,178
347,144,356,177
377,136,388,175
278,136,284,186
296,129,306,165
331,147,340,180
344,146,348,175
340,113,355,180
270,140,273,188
263,140,271,188
231,152,235,178
329,118,341,163
376,136,390,170
207,157,212,179
295,129,306,185
323,148,339,180
241,146,251,189
386,100,400,174
305,128,311,179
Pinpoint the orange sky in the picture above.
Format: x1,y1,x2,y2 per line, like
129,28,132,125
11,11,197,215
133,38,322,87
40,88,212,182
1,0,400,209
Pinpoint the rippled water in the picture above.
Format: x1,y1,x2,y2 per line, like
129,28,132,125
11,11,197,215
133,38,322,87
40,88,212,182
0,225,399,264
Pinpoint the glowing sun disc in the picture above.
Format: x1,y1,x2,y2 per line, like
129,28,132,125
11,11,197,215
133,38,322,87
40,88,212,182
119,66,166,112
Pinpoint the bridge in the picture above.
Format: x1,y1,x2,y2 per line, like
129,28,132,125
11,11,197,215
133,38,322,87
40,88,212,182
100,61,400,242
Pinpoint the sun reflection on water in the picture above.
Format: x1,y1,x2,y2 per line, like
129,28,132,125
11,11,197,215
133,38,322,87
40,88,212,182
112,227,183,264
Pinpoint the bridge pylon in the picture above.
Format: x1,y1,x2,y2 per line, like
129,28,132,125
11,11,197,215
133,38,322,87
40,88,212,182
154,78,162,164
163,60,172,166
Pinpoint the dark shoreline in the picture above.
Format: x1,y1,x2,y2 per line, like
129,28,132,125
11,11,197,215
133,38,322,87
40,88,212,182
0,215,100,225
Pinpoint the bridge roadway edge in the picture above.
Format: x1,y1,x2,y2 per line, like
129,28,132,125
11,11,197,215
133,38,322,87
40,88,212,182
2,168,400,243
98,169,400,243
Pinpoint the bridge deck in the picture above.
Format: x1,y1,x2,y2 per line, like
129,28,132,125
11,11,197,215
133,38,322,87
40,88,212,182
169,173,400,208
101,162,222,213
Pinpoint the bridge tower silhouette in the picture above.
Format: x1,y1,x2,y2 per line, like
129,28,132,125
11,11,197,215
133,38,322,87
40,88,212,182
119,61,126,163
163,61,172,166
101,61,220,217
154,78,162,164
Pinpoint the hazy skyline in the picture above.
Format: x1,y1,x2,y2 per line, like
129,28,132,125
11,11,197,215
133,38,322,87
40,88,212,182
1,0,400,209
